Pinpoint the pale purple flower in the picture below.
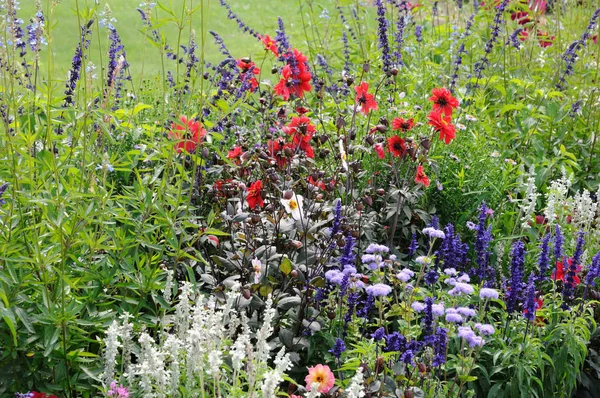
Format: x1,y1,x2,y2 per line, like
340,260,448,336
457,273,470,283
411,302,426,312
432,303,445,316
456,307,477,317
423,227,446,239
365,243,390,254
445,310,463,323
444,268,457,276
474,323,495,336
479,288,499,300
448,282,474,296
397,269,414,282
366,283,392,297
445,277,457,286
458,326,484,347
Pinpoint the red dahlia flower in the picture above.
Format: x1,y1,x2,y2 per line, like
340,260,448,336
286,116,316,140
511,11,531,25
237,59,260,91
31,393,58,398
427,111,456,144
268,139,290,168
227,146,243,162
415,165,431,187
247,180,264,210
552,258,582,285
428,87,460,117
308,176,326,190
537,30,555,47
283,116,316,158
392,117,415,131
519,29,529,41
387,135,406,157
274,64,312,100
168,116,207,153
259,34,279,56
354,82,378,115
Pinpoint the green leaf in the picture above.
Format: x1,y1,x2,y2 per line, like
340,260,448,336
279,256,293,275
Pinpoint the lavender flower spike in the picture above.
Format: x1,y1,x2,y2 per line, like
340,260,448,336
375,0,392,72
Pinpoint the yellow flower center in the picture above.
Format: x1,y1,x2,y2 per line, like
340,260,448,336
289,200,298,210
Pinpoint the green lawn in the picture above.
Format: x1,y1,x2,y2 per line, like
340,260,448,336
19,0,336,83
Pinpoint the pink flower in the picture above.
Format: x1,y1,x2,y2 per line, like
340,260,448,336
305,364,335,393
374,143,385,159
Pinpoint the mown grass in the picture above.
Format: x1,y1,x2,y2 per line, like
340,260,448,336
18,0,338,80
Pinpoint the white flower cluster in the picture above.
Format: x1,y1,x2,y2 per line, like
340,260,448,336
100,283,293,397
544,170,572,225
570,188,597,231
519,169,539,229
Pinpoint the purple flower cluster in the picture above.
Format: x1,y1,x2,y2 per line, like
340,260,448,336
275,17,291,56
0,183,8,205
210,30,233,58
523,273,537,321
64,20,93,106
554,224,564,265
556,8,600,91
439,224,469,272
375,0,392,72
423,297,434,336
505,240,526,314
329,338,346,359
408,232,419,258
586,251,600,286
563,231,585,306
393,14,406,67
538,233,552,281
432,327,447,366
507,28,525,49
371,326,386,341
219,0,260,40
415,25,423,43
26,11,46,53
473,202,494,286
106,27,128,88
471,0,510,87
336,6,357,41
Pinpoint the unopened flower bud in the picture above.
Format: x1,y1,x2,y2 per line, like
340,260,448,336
375,356,385,375
283,190,294,200
362,62,370,72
